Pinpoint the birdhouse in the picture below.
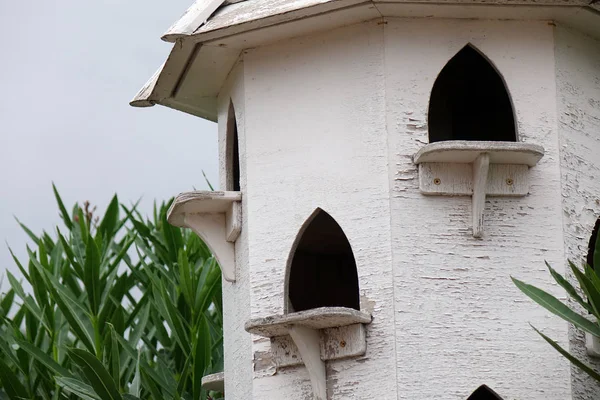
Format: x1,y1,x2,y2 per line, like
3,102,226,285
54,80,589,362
132,1,600,398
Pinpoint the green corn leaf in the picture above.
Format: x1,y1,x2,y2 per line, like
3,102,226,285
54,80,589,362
0,289,14,317
153,284,190,355
0,357,29,400
160,211,179,264
70,214,87,267
14,338,72,378
111,333,136,376
41,231,56,254
106,235,136,278
584,263,600,297
68,349,122,400
56,377,101,400
114,199,141,235
114,334,176,397
202,170,215,191
118,202,141,230
108,325,120,388
14,217,40,246
196,263,222,320
25,248,53,326
150,313,172,349
50,285,96,354
56,229,84,279
38,241,50,270
128,351,141,397
11,307,25,332
594,221,600,271
140,369,164,400
52,183,73,230
49,238,64,275
84,237,101,316
133,237,162,267
97,195,119,243
531,324,600,382
77,207,89,245
194,258,212,311
570,262,600,319
123,292,149,331
6,271,50,333
153,201,158,225
62,266,83,298
131,220,170,264
511,276,600,337
193,316,211,400
39,266,88,316
97,270,123,332
174,355,192,400
0,337,24,376
129,219,151,242
7,246,30,282
178,250,194,309
127,303,150,349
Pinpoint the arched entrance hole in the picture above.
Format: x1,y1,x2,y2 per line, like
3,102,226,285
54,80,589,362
286,209,360,313
226,101,241,191
428,44,517,143
587,217,600,270
467,385,504,400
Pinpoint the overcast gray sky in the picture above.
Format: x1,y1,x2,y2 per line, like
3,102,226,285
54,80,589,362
0,1,218,287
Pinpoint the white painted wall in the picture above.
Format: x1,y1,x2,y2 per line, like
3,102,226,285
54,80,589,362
555,25,600,400
384,18,570,399
214,17,600,400
217,61,255,399
243,21,398,399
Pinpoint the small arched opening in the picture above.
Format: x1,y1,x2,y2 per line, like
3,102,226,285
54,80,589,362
467,385,504,400
226,101,241,191
587,217,600,270
286,209,360,313
428,44,517,143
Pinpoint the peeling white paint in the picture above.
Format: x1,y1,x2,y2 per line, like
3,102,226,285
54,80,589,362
384,18,570,399
206,16,600,400
555,25,600,400
217,61,255,399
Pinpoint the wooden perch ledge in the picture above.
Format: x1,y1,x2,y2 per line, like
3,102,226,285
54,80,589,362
246,307,372,400
167,191,242,282
413,141,545,238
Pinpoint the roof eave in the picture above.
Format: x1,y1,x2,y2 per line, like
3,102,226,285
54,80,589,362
165,0,600,45
131,0,600,122
130,38,239,122
162,0,228,42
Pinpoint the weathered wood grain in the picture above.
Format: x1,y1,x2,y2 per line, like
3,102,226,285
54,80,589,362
555,25,600,400
245,307,371,337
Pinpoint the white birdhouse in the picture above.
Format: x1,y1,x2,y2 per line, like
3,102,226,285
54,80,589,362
132,1,600,398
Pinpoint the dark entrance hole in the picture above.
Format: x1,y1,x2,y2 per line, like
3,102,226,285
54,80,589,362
467,385,504,400
587,217,600,270
226,101,241,191
288,209,360,312
428,45,516,143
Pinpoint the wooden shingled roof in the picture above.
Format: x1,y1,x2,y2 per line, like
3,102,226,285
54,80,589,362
131,0,600,122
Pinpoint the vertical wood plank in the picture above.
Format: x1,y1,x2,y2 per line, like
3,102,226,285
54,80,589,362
472,153,490,238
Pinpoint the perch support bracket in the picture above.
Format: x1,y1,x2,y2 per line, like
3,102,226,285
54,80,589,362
413,141,544,237
245,307,372,400
167,191,242,282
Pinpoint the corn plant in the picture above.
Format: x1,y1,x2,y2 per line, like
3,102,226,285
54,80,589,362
0,186,224,400
512,222,600,382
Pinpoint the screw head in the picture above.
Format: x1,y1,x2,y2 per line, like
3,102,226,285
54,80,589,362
340,340,346,348
506,178,514,186
433,178,441,185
